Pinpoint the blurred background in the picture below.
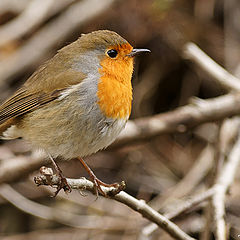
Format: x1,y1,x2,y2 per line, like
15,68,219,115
0,0,240,239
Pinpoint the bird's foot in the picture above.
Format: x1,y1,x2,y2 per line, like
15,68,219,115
47,153,71,196
89,172,125,197
53,171,72,197
77,157,125,197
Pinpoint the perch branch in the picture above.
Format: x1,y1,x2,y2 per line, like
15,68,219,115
165,187,216,220
141,144,215,237
34,168,195,240
0,183,138,230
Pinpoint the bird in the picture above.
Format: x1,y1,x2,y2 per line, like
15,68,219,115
0,30,150,195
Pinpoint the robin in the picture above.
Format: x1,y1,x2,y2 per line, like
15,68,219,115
0,30,150,195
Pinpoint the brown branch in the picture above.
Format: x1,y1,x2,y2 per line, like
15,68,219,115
0,0,55,47
149,144,214,209
113,93,240,148
0,183,138,230
34,168,195,240
211,131,240,239
0,0,78,47
183,42,240,92
182,41,240,240
140,188,215,237
140,144,215,237
165,188,216,220
0,152,49,184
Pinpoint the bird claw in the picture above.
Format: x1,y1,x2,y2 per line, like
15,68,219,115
90,175,125,197
77,157,125,197
52,174,71,197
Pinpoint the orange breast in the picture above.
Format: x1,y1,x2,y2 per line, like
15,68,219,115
97,50,134,120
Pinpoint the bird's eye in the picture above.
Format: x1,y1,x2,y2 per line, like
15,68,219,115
107,49,118,58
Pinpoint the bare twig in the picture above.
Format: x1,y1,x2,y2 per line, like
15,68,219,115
0,0,77,47
165,187,216,220
0,0,55,47
183,42,240,92
149,144,214,209
182,40,240,240
114,193,195,240
0,184,138,230
200,121,222,240
0,152,49,184
34,169,195,240
140,188,215,238
200,201,212,240
140,144,214,237
114,93,240,148
212,131,240,239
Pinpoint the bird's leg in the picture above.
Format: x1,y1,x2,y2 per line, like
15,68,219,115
48,153,71,196
77,157,122,196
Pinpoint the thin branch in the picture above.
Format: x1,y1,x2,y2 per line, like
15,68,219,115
149,144,214,209
182,41,240,240
0,0,77,47
140,144,215,237
140,188,215,238
0,0,55,47
113,93,240,148
0,184,138,230
114,193,194,240
0,153,49,184
165,187,216,220
183,42,240,92
212,131,240,239
34,169,195,240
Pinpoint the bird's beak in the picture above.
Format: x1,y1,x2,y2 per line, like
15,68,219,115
127,48,151,57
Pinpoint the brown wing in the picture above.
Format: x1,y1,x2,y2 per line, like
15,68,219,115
0,72,85,133
0,89,61,124
0,46,86,134
0,88,62,133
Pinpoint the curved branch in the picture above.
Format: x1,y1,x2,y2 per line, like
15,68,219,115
183,42,240,92
0,0,55,47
